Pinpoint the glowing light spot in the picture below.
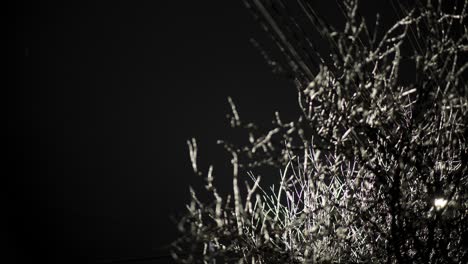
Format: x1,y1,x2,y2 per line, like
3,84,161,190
434,198,448,210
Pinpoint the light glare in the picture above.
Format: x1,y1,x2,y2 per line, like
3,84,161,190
434,198,448,210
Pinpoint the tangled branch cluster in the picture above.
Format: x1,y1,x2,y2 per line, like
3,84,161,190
172,0,468,263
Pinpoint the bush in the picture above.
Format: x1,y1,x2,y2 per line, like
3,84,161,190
172,0,468,263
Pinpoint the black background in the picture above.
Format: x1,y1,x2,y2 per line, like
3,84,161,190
9,1,399,263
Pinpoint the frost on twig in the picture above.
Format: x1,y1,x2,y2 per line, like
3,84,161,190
187,138,199,175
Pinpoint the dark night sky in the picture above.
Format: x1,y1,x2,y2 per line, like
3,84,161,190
9,1,399,263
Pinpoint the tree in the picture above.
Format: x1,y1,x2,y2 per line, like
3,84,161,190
172,0,468,263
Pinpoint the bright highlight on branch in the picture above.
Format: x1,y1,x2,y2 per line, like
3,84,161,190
434,198,448,211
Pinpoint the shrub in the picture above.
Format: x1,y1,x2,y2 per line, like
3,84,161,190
172,0,468,263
